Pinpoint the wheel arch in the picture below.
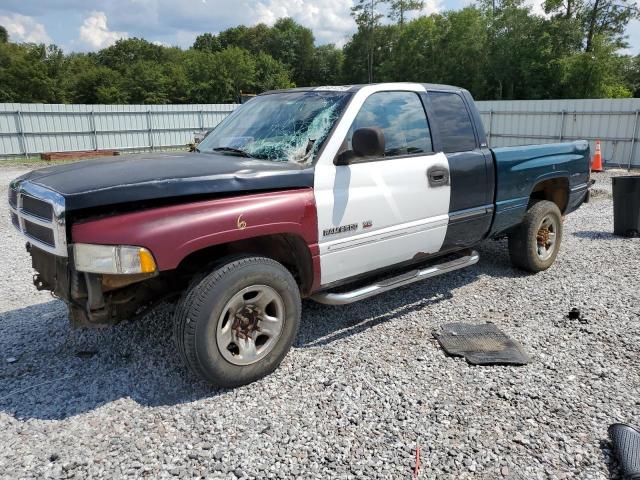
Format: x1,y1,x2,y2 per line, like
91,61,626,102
176,233,317,296
529,176,570,213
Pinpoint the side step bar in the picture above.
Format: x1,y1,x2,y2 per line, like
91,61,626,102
312,250,479,305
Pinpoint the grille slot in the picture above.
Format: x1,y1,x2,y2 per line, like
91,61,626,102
8,188,17,209
7,182,67,257
21,194,54,220
23,219,56,247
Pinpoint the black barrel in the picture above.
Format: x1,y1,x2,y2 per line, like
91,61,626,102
613,175,640,237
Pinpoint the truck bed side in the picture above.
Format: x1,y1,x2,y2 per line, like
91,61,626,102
489,140,591,237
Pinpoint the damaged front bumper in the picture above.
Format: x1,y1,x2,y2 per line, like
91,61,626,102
29,245,158,328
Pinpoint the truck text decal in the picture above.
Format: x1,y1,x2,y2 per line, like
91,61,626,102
323,223,358,237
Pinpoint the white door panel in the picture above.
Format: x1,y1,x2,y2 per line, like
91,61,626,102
315,153,450,285
313,84,451,286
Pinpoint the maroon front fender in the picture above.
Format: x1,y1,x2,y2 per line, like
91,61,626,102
72,189,320,276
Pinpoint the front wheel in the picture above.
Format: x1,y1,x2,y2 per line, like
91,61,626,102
173,256,301,387
508,200,563,272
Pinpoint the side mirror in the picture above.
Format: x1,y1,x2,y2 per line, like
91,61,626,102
353,127,385,157
335,127,385,165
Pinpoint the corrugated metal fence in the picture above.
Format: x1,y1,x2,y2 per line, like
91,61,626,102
0,103,238,158
1,99,639,167
476,98,640,169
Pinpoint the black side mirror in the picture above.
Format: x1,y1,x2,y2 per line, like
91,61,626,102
335,127,385,165
353,127,385,157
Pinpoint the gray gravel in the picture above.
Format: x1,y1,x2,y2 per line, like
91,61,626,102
1,166,639,479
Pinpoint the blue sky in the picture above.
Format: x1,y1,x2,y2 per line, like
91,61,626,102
0,0,638,54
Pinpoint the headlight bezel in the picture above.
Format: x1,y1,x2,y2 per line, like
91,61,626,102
73,243,157,275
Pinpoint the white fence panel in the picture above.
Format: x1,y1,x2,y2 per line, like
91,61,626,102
476,98,640,168
1,99,639,168
0,103,239,158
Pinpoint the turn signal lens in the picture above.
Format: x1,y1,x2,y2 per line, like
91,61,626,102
138,249,157,273
73,244,157,274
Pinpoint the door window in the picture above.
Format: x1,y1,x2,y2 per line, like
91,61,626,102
427,91,477,153
343,91,433,160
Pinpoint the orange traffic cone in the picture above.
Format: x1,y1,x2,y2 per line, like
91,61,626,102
591,139,603,172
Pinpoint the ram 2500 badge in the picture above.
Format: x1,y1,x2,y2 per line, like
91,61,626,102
9,83,591,386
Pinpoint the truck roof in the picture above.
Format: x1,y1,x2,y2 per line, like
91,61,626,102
261,83,466,96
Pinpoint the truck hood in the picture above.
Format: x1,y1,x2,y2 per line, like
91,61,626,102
15,152,314,211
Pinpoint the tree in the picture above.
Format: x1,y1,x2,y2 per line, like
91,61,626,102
342,24,398,84
559,35,632,97
253,52,294,91
267,18,315,86
0,26,8,43
216,47,256,102
97,38,167,71
184,49,231,103
125,60,170,104
583,0,638,51
388,0,425,25
309,45,344,85
544,0,639,51
192,33,221,53
622,54,640,97
0,43,63,102
351,0,386,82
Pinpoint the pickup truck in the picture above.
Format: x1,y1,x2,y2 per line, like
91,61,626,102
8,83,591,387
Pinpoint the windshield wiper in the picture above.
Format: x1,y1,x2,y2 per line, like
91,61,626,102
212,147,255,158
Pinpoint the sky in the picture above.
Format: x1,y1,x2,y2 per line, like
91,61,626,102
0,0,638,54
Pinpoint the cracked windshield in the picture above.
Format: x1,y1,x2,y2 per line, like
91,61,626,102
197,90,352,165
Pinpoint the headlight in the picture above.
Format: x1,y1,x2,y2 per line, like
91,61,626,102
73,244,157,274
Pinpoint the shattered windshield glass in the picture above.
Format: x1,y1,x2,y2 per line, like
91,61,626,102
197,90,352,165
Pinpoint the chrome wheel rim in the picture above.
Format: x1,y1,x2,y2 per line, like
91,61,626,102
536,215,558,261
216,285,285,366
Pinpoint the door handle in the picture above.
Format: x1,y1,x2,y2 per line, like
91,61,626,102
427,166,450,187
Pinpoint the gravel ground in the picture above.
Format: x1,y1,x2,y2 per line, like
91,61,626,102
0,166,639,479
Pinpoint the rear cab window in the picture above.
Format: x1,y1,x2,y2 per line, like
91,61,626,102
342,91,433,160
427,91,477,153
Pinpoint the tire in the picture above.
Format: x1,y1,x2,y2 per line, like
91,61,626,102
508,200,563,273
173,256,301,387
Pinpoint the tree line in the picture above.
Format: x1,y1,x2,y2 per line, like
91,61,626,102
0,0,638,104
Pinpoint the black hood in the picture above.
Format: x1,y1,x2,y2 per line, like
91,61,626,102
16,152,314,211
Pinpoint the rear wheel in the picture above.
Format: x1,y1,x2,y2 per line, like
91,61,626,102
173,256,301,387
508,200,563,272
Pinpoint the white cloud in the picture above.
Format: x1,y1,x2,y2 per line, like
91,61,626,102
0,13,51,43
623,19,640,55
421,0,443,16
253,0,354,46
78,11,128,50
528,0,551,18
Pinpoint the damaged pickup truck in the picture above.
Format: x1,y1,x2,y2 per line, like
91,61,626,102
9,83,592,386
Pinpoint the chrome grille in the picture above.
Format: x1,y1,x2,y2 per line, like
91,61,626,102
23,219,56,246
22,194,53,220
8,181,67,257
8,187,17,209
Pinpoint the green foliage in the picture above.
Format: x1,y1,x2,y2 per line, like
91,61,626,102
0,10,636,104
192,33,221,53
558,35,633,97
388,0,425,25
622,55,640,97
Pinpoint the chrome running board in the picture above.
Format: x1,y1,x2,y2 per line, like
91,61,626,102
312,250,479,305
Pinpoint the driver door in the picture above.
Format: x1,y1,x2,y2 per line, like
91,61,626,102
314,86,452,286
